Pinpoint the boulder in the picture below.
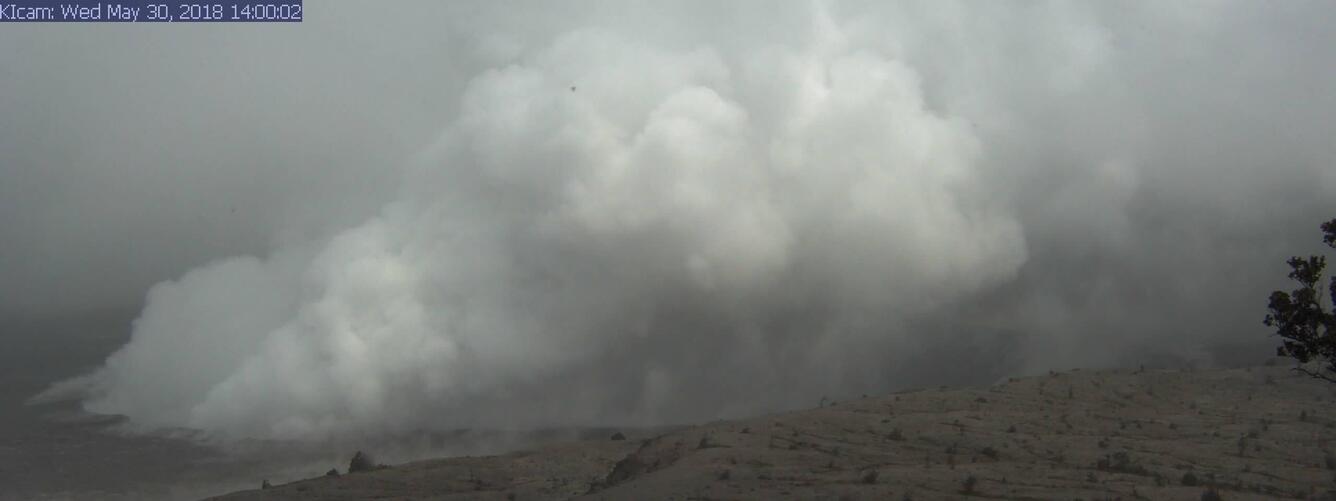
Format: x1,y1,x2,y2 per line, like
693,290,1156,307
349,451,377,473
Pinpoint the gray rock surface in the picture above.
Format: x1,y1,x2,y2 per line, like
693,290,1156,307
209,365,1336,500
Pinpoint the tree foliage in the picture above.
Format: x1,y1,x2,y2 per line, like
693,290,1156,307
1265,218,1336,382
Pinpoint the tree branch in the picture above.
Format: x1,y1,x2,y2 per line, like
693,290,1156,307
1291,365,1336,384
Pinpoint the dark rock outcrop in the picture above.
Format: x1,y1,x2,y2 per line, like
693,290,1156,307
349,451,377,473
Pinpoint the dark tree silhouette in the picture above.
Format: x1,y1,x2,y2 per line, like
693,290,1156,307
1265,218,1336,382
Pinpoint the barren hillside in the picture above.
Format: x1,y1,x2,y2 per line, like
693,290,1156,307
211,364,1336,500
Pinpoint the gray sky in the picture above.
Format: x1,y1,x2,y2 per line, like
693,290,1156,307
5,1,1336,439
0,8,476,315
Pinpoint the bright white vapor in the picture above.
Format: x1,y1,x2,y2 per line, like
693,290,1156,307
42,1,1336,440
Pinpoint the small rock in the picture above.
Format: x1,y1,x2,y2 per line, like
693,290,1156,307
325,468,340,477
610,431,626,441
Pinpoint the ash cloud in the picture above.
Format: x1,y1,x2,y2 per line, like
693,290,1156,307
11,1,1336,440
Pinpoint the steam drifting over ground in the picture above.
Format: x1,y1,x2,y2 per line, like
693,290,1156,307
37,1,1336,441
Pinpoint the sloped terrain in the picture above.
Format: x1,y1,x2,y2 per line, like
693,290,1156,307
211,364,1336,500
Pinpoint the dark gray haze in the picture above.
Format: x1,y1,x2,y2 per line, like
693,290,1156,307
3,1,1335,441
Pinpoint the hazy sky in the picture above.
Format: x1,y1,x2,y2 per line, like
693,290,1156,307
0,8,477,315
4,1,1336,440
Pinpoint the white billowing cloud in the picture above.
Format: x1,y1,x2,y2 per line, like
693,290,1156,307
55,0,1336,440
75,11,1029,439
